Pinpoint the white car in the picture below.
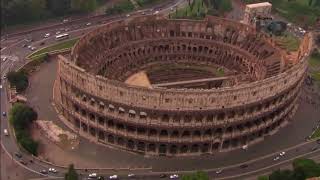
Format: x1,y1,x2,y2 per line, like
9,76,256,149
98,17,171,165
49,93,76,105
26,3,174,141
0,85,3,89
153,11,159,15
109,174,118,179
126,14,130,17
44,33,50,38
89,173,97,178
279,151,286,156
169,174,179,179
273,156,280,161
86,22,91,26
2,57,7,62
63,19,69,23
56,31,61,35
216,169,223,174
48,168,57,173
4,129,9,136
128,173,135,177
31,47,36,51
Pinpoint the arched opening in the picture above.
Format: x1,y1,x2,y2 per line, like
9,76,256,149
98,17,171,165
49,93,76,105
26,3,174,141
201,143,209,153
162,114,170,122
117,137,125,146
159,144,167,154
108,135,114,143
149,129,157,137
212,142,220,151
160,130,168,137
191,144,199,153
137,128,146,135
182,131,191,138
193,131,201,138
171,131,179,138
98,131,105,140
180,145,188,153
170,145,178,154
148,144,156,152
127,140,135,149
89,127,96,136
137,142,145,151
204,129,212,138
107,120,114,127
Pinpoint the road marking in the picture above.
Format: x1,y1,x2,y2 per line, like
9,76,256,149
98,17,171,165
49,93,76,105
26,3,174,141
0,39,26,52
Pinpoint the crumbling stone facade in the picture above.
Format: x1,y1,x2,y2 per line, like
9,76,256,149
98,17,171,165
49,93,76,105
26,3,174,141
54,16,311,156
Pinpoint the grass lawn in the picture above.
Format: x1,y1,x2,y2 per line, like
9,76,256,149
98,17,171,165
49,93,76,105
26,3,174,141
28,38,79,59
309,50,320,67
170,0,208,20
274,32,300,52
311,127,320,139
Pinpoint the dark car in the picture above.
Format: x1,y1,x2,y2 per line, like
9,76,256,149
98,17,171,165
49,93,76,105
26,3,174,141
159,174,167,178
15,152,22,158
240,164,248,168
40,170,48,174
311,146,318,151
20,160,27,165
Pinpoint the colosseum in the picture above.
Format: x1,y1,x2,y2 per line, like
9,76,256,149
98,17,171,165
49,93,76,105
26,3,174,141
53,15,312,156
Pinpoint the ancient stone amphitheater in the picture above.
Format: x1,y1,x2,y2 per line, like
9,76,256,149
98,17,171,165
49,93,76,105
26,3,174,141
54,15,312,156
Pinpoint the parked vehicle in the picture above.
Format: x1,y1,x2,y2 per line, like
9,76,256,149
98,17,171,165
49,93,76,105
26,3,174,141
15,152,22,158
109,174,118,179
279,151,286,156
170,174,179,179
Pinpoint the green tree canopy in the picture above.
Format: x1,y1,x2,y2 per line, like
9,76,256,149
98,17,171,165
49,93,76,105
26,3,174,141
7,71,29,92
65,164,78,180
9,103,37,130
292,158,320,178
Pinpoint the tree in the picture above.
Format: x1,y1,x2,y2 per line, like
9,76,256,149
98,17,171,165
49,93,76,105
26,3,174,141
71,0,96,13
292,158,320,178
65,164,78,180
182,171,210,180
7,71,29,92
9,103,38,130
269,169,293,180
46,0,71,15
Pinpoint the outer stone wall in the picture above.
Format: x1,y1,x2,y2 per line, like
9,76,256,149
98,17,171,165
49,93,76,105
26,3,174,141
53,16,312,156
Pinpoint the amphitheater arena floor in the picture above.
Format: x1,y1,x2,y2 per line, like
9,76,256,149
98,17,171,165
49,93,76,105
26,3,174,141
25,58,320,171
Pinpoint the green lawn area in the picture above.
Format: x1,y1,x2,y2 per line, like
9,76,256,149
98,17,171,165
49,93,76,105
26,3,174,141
170,0,232,19
170,0,207,20
274,32,300,52
28,38,79,59
311,126,320,139
309,50,320,67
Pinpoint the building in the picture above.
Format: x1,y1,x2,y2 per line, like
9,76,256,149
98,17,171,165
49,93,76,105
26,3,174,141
53,15,311,156
243,2,272,26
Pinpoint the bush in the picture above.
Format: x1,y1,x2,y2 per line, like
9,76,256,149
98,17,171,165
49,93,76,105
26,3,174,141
7,71,29,92
105,0,134,15
65,164,78,180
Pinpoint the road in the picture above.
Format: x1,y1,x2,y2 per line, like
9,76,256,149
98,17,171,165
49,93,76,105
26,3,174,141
1,1,320,179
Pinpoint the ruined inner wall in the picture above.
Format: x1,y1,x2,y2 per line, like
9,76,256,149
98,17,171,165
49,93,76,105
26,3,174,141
53,16,312,156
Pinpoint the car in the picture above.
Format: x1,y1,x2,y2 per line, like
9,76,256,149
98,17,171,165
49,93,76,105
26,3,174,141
170,7,174,11
141,12,145,15
274,156,280,161
4,129,9,136
2,75,6,79
97,176,104,180
159,174,167,178
49,168,57,173
153,11,159,15
86,22,91,26
109,175,118,179
126,14,130,17
56,31,61,35
44,33,50,38
63,19,69,23
0,85,2,89
311,146,318,151
128,173,135,178
15,152,22,158
64,28,70,31
2,112,6,116
40,170,48,174
240,164,248,168
242,145,248,150
31,47,36,51
28,45,32,49
169,174,179,179
2,57,7,62
29,159,34,163
40,42,45,46
279,151,286,156
89,173,97,178
216,169,223,174
20,160,27,165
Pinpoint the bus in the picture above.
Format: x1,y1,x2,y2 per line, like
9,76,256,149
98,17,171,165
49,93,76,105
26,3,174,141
55,33,69,41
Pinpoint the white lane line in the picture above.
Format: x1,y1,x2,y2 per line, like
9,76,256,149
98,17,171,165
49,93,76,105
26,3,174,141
0,39,26,52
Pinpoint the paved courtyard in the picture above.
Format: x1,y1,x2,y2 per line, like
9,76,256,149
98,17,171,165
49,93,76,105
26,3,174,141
25,57,320,171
